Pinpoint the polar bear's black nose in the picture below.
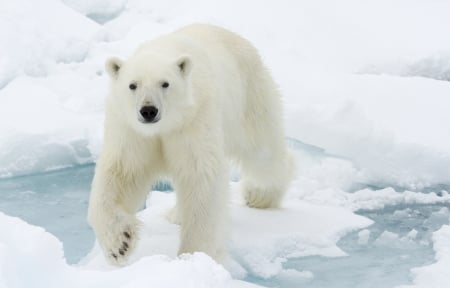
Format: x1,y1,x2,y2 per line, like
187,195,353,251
140,106,159,122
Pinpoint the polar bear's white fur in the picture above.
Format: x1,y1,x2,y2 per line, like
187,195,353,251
88,24,294,265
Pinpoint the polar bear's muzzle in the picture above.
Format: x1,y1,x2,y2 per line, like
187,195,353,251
139,105,160,123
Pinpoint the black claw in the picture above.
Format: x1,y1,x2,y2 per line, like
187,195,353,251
119,248,125,256
124,231,131,239
122,241,129,249
111,253,118,260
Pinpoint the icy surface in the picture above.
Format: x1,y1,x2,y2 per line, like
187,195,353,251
1,0,450,287
0,165,95,263
403,223,450,288
0,212,257,288
1,148,450,287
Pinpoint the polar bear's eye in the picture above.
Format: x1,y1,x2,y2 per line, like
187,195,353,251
129,83,137,90
161,82,169,88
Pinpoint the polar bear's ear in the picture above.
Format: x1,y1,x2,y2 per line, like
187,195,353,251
176,56,192,77
105,57,124,79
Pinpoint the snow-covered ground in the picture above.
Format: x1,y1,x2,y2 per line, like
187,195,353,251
1,0,450,287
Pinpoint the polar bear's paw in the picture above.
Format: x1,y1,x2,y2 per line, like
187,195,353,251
243,187,282,209
97,213,140,266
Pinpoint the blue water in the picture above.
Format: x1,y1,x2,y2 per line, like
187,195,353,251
0,164,449,288
0,164,95,263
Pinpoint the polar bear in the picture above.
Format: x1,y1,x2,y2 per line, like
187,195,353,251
88,23,294,265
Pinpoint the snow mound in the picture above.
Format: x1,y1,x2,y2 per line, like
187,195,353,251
0,212,261,288
399,221,450,288
360,52,450,82
286,74,450,190
300,187,450,212
0,213,71,288
0,0,98,88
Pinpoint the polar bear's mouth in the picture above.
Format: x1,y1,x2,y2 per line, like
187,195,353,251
138,105,161,123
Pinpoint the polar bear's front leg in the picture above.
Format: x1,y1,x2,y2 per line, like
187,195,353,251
88,163,150,265
177,175,228,262
175,167,228,261
165,135,229,262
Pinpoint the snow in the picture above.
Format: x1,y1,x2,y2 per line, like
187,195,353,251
285,75,450,189
399,222,450,288
1,0,450,287
62,0,127,23
0,188,371,288
299,187,450,212
1,0,450,186
82,190,371,280
0,0,98,87
0,212,260,288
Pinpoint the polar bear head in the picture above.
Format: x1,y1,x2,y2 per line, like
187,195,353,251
105,52,194,136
